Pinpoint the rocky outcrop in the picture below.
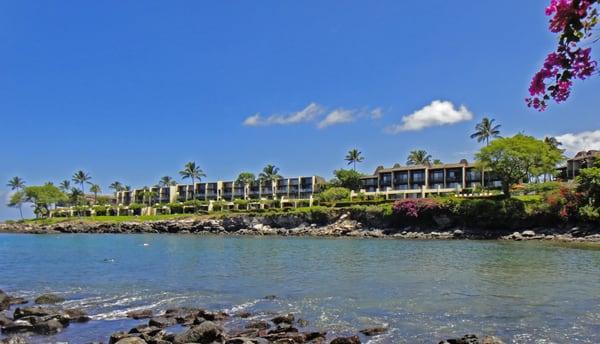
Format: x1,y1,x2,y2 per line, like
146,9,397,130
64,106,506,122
34,294,64,305
1,213,599,242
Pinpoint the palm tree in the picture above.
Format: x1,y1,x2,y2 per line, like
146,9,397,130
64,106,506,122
89,184,101,204
72,170,92,195
109,181,124,194
345,149,365,171
140,187,157,207
470,117,501,145
59,180,71,193
158,176,177,187
7,176,25,191
7,177,26,219
124,185,132,191
236,172,256,199
179,162,206,199
407,150,432,165
544,136,563,151
259,165,282,183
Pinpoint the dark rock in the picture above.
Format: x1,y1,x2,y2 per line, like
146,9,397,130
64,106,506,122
245,320,270,330
13,307,55,319
439,334,479,344
0,293,10,311
128,324,162,336
272,314,294,325
173,321,223,344
7,298,27,306
64,308,91,322
198,309,229,321
126,309,153,319
330,336,361,344
359,326,388,336
109,332,132,344
34,294,65,305
0,319,34,334
268,324,298,334
32,318,64,335
297,318,309,327
264,295,277,300
306,331,327,341
0,313,13,327
0,336,29,344
148,316,177,328
235,311,252,318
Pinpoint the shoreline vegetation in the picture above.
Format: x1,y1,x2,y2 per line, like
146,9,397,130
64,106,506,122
0,291,505,344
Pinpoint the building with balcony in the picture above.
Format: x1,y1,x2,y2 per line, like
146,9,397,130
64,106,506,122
359,160,500,198
558,150,599,180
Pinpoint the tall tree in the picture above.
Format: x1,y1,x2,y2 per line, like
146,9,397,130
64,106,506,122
72,170,91,196
89,184,102,204
330,169,364,191
109,181,124,194
140,187,157,207
236,172,256,199
406,150,432,165
21,184,68,218
7,176,26,191
59,180,71,193
344,149,364,171
158,176,177,187
476,134,564,196
470,117,501,146
8,191,25,219
7,176,26,218
259,165,282,184
179,162,206,199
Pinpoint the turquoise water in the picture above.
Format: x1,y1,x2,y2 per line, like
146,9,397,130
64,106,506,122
1,234,599,343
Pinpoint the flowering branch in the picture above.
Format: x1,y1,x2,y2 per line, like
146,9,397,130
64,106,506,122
527,0,599,111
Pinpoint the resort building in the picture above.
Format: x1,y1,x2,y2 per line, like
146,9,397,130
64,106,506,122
558,150,600,180
359,160,501,199
116,176,326,206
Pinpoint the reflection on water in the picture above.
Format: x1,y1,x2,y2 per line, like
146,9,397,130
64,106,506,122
0,234,599,343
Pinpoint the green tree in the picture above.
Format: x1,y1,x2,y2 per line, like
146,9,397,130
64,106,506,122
476,134,564,197
330,169,364,191
8,191,26,219
179,162,206,199
22,184,68,218
577,160,600,208
7,176,26,218
318,187,351,202
89,184,102,204
407,150,432,165
7,176,26,191
158,176,177,187
433,159,443,164
109,181,124,194
259,165,282,184
69,188,84,207
59,180,71,193
72,170,92,196
344,149,364,171
140,187,157,207
470,117,501,145
236,172,256,199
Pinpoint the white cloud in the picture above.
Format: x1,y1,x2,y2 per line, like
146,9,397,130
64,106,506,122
370,107,383,119
243,103,325,126
317,109,357,129
386,100,473,133
555,130,600,155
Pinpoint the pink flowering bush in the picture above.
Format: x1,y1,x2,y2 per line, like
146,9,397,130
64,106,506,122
527,0,598,111
392,198,441,218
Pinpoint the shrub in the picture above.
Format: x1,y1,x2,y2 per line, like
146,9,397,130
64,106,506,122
524,181,561,195
393,198,441,218
92,205,108,216
318,187,350,203
457,198,526,229
578,205,600,223
167,203,183,214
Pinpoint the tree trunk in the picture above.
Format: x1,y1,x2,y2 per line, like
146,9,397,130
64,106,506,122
501,182,511,198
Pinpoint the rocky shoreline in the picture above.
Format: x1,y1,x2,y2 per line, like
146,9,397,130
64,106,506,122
1,213,599,243
1,290,506,344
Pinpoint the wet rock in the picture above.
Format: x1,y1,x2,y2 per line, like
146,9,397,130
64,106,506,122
359,326,388,336
330,336,361,344
34,294,65,305
32,318,63,335
8,298,27,306
0,336,29,344
0,292,10,311
109,331,131,344
173,321,223,344
148,316,177,328
272,314,294,325
126,309,153,319
264,295,277,300
522,230,536,238
297,318,309,327
438,334,479,344
115,338,147,344
1,319,34,334
234,311,252,318
0,313,13,327
480,336,505,344
64,308,91,322
245,320,270,330
13,307,55,320
305,331,327,341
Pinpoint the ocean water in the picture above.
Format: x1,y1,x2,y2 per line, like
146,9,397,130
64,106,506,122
0,234,599,343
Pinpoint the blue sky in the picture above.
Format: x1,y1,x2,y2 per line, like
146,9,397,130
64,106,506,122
1,1,599,220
